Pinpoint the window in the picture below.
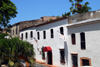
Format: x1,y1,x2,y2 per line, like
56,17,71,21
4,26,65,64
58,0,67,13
16,29,17,35
60,49,65,63
71,54,78,67
16,26,17,35
60,27,64,35
26,32,28,39
80,32,86,49
51,29,54,38
21,33,23,40
71,33,76,45
30,31,33,38
80,57,91,66
37,32,40,40
43,31,46,39
13,30,14,35
42,46,45,60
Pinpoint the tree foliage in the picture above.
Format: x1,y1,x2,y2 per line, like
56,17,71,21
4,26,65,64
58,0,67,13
62,0,91,17
0,34,35,66
0,0,18,28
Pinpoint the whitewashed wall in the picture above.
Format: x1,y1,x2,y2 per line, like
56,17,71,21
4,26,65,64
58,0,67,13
67,21,100,67
36,19,68,67
20,27,37,59
20,19,69,67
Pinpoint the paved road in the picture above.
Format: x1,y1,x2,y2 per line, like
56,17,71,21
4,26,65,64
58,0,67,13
34,63,49,67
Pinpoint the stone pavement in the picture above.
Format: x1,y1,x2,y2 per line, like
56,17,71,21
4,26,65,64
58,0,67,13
35,60,59,67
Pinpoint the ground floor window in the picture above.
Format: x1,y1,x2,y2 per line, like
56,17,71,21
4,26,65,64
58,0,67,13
71,54,78,67
80,57,91,66
42,46,45,60
60,49,65,63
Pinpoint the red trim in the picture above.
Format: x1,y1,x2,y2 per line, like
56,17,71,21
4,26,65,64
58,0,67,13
43,46,52,52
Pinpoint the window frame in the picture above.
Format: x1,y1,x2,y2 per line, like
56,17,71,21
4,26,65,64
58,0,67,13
50,29,54,38
26,32,28,39
80,57,91,66
13,30,14,35
21,33,23,40
71,54,78,67
37,32,40,40
60,27,64,35
30,31,33,38
71,33,76,45
41,46,45,60
43,30,46,39
59,49,65,63
80,32,86,50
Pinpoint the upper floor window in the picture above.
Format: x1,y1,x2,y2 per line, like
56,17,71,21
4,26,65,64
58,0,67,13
30,31,33,38
80,32,86,49
37,32,40,40
43,30,46,39
16,28,17,35
21,33,23,40
16,26,18,35
26,32,28,39
13,30,14,35
50,29,54,38
60,27,64,35
71,33,76,45
60,49,65,63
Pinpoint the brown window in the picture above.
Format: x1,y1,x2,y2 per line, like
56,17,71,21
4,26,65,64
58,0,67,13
60,27,64,35
51,29,54,38
21,33,23,40
26,32,28,39
43,30,46,39
60,49,65,63
30,31,33,38
37,32,40,40
80,32,86,49
71,54,78,67
71,33,76,45
80,57,91,66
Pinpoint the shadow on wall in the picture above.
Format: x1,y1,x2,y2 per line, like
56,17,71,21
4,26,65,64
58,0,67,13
64,41,68,66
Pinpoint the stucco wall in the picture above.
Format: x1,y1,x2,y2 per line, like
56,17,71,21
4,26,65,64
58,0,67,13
20,19,69,67
67,21,100,67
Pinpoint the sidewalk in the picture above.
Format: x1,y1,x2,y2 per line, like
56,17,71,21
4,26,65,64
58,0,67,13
35,60,59,67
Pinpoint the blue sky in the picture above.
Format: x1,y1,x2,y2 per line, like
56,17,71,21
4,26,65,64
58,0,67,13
10,0,100,25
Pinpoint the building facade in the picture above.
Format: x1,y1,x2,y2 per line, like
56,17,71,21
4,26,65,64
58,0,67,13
11,16,57,37
19,10,100,67
20,17,68,67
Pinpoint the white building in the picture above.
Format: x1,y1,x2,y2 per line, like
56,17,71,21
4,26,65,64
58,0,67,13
20,17,68,67
19,10,100,67
67,10,100,67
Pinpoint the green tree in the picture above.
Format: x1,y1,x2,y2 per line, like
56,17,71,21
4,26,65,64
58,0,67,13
0,0,18,28
49,18,53,21
0,34,35,66
62,0,91,17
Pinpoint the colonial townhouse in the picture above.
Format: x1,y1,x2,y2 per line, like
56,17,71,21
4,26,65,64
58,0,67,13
19,10,100,67
67,10,100,67
20,17,68,67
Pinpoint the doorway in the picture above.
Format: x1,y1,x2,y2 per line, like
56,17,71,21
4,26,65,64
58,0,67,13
47,51,52,65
